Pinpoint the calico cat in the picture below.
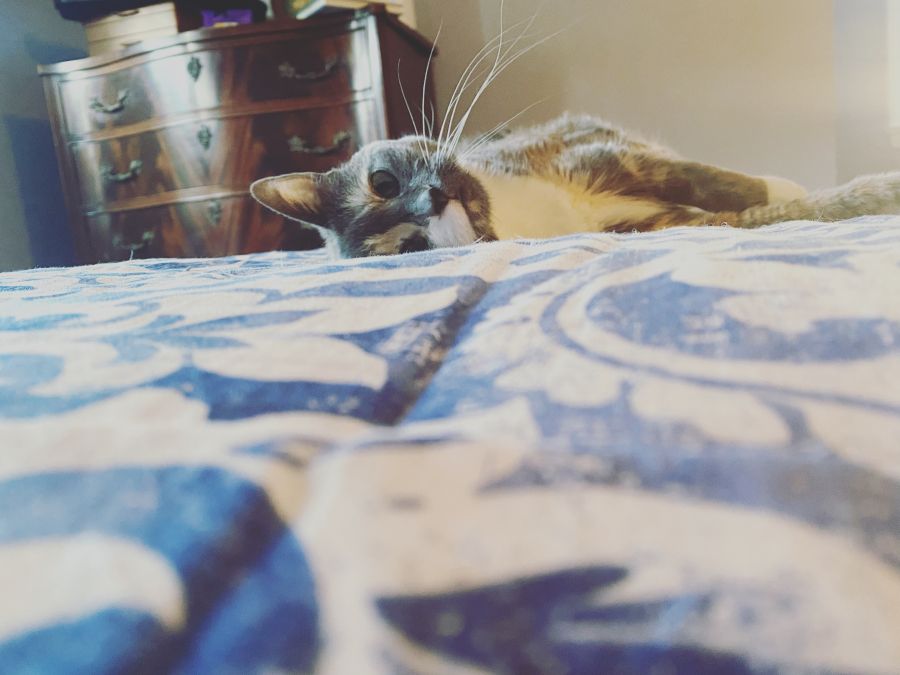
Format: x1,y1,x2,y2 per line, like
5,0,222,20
251,112,900,259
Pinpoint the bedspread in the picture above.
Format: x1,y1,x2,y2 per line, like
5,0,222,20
1,217,899,674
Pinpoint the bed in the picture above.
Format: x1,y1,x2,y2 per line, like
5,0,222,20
1,216,898,675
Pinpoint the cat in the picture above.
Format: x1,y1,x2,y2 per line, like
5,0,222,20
250,112,900,259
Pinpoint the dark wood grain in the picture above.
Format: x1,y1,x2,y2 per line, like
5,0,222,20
40,8,437,265
87,195,323,262
57,29,371,137
38,14,376,74
72,99,381,208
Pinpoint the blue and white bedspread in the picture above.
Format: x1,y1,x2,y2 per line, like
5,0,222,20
1,216,899,675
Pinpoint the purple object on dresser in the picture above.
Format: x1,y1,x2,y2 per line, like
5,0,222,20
201,9,254,26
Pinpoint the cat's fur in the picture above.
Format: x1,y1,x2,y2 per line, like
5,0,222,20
251,113,900,258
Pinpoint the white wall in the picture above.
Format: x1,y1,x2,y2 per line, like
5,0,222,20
415,0,841,189
834,0,900,182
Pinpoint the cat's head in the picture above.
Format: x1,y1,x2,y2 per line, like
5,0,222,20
251,137,494,258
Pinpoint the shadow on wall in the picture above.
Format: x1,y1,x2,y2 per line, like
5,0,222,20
3,115,76,268
8,37,88,268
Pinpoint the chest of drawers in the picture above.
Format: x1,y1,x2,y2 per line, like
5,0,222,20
39,7,436,264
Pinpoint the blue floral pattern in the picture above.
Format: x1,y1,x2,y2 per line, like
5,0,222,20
1,216,899,674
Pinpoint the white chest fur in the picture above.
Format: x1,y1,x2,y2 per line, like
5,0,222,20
470,171,664,240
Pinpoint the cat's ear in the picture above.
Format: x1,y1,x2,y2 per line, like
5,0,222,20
250,172,328,227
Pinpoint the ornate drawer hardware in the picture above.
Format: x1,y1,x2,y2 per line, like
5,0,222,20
207,199,223,226
89,89,129,114
278,59,338,82
112,229,155,257
197,125,213,150
187,56,202,81
288,130,352,155
100,159,143,183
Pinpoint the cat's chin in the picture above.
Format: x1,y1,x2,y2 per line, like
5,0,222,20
426,200,479,248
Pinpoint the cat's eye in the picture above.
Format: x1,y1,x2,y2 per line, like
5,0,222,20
370,170,401,199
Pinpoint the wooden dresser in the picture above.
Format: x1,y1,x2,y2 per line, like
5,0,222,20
39,7,436,264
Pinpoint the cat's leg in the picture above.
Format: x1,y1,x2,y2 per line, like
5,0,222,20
757,175,808,203
604,204,739,233
624,157,807,212
560,145,806,212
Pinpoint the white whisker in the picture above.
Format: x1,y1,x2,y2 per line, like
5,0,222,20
443,0,525,157
437,12,537,157
421,21,442,166
423,105,433,137
447,32,559,159
396,59,427,162
438,34,505,150
440,42,535,148
422,99,437,143
431,1,563,166
446,21,562,159
460,98,547,158
443,6,561,161
441,0,513,157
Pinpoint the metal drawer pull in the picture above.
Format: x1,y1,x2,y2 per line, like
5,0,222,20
101,159,143,183
188,56,202,81
287,131,351,155
90,89,129,114
207,199,223,226
112,229,155,258
278,59,338,82
197,125,213,150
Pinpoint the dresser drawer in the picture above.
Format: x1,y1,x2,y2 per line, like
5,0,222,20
58,27,372,137
72,100,380,208
87,194,322,262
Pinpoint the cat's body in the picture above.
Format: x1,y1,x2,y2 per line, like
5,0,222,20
461,114,807,237
251,113,900,258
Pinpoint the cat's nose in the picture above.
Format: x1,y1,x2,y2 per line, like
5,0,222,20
429,186,450,215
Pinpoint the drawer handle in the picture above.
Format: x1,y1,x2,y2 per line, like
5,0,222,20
101,159,143,183
287,131,352,155
278,59,338,82
188,56,202,81
112,229,155,258
90,89,129,114
197,125,213,150
207,199,223,226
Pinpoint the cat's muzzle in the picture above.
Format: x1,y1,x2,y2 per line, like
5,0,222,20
428,187,450,215
415,185,452,216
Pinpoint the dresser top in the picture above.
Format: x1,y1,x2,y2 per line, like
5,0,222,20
39,6,434,76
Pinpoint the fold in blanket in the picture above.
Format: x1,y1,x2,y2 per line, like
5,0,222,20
1,218,899,674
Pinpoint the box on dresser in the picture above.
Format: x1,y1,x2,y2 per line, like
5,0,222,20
39,7,437,264
83,3,180,56
81,2,270,55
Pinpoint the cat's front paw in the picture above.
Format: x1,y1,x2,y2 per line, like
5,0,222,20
760,176,808,204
